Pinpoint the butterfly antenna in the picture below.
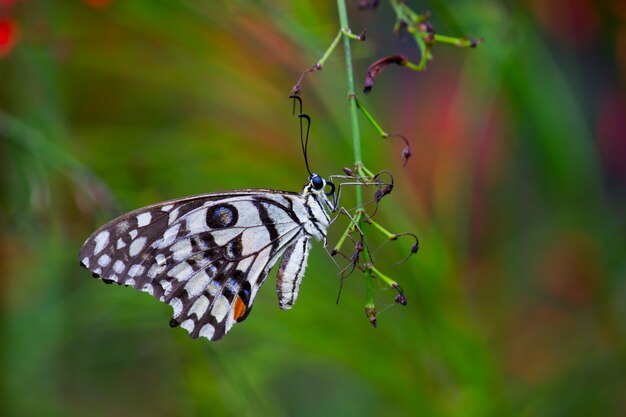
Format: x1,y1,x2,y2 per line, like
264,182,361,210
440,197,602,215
298,113,312,176
289,94,312,176
289,94,303,116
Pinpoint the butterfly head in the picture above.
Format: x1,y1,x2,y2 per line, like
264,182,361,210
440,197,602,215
306,173,336,209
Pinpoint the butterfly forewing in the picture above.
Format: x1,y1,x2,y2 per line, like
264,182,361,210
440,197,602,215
79,190,310,341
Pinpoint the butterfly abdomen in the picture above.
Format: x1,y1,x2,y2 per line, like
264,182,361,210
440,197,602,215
276,234,311,310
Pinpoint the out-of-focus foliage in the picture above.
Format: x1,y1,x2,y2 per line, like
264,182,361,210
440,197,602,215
1,1,625,416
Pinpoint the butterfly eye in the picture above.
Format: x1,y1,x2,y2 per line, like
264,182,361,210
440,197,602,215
311,174,324,190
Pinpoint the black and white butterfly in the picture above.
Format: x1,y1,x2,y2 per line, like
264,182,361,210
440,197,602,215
79,172,339,341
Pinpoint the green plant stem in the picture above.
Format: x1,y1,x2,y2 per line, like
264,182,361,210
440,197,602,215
433,34,476,47
336,0,375,313
318,30,344,68
369,265,399,288
368,218,398,240
355,99,387,137
336,0,363,180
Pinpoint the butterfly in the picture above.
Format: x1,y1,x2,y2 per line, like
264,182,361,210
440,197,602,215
78,173,338,341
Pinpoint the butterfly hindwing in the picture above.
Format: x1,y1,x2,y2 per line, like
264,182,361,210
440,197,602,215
79,191,306,341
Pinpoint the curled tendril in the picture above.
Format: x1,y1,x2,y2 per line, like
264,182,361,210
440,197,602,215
391,232,420,265
386,133,411,167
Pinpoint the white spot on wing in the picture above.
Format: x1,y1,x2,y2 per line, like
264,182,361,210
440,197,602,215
148,254,167,278
161,204,174,212
241,228,270,256
186,208,208,234
199,323,215,339
184,270,211,298
115,220,130,233
248,247,272,301
128,264,145,277
228,201,259,227
171,239,192,262
180,319,195,333
237,256,253,272
129,230,138,239
129,237,147,257
224,308,235,334
94,231,110,255
160,279,172,295
207,280,221,296
212,229,242,246
210,295,230,322
167,262,193,281
141,283,154,295
169,297,182,317
136,212,152,227
168,207,180,225
81,257,90,268
157,224,180,249
124,278,135,286
98,254,111,267
156,254,167,266
116,238,127,249
147,264,158,279
113,260,125,274
188,295,209,319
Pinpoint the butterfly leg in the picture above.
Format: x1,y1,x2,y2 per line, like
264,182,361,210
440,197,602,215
327,170,394,215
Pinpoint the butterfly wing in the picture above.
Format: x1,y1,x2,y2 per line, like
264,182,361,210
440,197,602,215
79,190,304,341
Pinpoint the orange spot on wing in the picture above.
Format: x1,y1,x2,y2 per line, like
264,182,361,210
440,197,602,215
233,295,247,321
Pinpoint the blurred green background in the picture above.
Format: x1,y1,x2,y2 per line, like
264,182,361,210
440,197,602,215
1,0,625,416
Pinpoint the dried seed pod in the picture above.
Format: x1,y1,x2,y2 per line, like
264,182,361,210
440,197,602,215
364,55,407,94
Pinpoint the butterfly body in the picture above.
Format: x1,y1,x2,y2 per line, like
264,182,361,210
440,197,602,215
79,176,334,341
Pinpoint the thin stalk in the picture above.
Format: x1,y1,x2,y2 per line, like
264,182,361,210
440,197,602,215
336,0,363,185
433,34,477,47
318,29,363,68
369,265,399,289
368,218,397,240
318,30,343,67
337,0,375,318
355,98,387,137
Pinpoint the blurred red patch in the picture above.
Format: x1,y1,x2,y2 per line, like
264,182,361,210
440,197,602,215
0,0,19,7
597,91,626,182
0,18,19,58
84,0,113,9
525,0,599,46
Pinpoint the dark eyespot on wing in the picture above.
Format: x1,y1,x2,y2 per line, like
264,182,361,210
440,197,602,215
206,204,238,228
